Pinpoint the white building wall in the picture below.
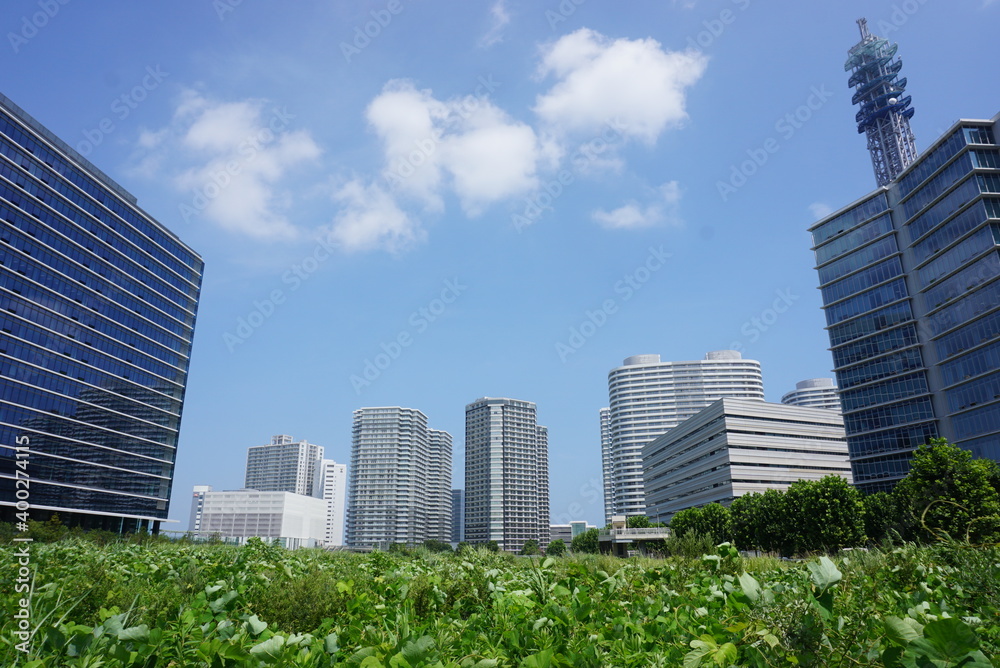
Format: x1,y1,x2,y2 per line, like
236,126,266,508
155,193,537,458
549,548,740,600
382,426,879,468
312,459,347,546
197,490,326,548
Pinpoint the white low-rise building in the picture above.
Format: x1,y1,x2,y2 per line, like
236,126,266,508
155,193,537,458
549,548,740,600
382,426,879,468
196,489,327,549
643,398,852,523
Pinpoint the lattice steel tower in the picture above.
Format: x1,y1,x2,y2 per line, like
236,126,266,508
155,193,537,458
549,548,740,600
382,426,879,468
845,18,917,186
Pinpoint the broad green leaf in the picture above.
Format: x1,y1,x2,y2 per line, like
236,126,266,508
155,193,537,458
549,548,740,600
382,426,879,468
325,632,340,654
250,635,286,664
738,572,760,603
401,635,435,663
884,616,922,645
117,625,149,642
908,618,992,667
807,556,842,592
713,642,738,666
246,614,268,636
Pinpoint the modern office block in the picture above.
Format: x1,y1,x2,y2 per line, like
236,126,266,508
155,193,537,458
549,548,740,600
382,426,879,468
312,458,347,546
244,435,323,496
464,397,550,553
549,520,595,545
345,407,452,548
643,399,852,522
0,93,203,533
604,351,765,522
810,115,1000,491
187,485,213,533
195,489,326,549
451,489,464,543
782,378,842,411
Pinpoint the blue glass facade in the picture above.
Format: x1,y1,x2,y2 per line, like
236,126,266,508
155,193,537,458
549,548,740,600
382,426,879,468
0,93,202,532
811,115,1000,492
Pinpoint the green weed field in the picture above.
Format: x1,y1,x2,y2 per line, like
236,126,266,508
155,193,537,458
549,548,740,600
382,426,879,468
1,539,998,666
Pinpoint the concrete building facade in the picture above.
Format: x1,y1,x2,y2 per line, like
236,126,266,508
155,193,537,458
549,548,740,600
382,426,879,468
464,397,550,553
244,435,323,496
196,490,326,549
643,398,852,523
312,459,347,546
604,351,765,522
781,378,842,411
345,407,452,548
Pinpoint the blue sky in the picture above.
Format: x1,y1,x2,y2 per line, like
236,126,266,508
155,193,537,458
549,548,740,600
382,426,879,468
2,0,997,529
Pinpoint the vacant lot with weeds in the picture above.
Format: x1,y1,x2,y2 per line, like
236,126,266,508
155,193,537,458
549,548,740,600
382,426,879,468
1,539,998,666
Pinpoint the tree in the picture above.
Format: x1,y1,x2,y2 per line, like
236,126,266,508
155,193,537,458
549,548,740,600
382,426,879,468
784,476,865,553
893,438,1000,543
571,528,599,554
484,540,500,552
862,491,905,545
546,538,566,556
699,503,732,544
668,507,701,540
455,541,471,555
626,515,651,529
729,489,791,555
422,539,453,553
519,539,540,556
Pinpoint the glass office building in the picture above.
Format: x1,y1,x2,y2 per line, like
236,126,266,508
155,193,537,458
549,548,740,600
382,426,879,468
0,93,202,532
810,115,1000,492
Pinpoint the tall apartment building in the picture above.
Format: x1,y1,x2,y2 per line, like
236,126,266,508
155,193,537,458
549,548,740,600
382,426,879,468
599,407,613,525
643,399,852,522
810,116,1000,491
244,435,323,496
312,459,347,546
345,407,452,547
0,93,202,533
451,489,464,543
464,397,550,553
781,378,842,410
604,351,765,522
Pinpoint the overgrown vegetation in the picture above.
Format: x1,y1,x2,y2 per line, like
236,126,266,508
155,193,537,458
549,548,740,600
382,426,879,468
668,439,1000,556
1,539,997,666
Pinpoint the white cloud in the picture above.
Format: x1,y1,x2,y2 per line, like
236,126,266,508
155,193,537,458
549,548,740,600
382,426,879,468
367,80,541,216
534,29,707,144
132,90,321,240
809,202,834,219
324,179,423,254
592,181,683,230
479,0,510,48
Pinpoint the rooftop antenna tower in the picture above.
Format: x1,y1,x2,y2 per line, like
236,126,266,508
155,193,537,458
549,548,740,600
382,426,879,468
845,18,917,186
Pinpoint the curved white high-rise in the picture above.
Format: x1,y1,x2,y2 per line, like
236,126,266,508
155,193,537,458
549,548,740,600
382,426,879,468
781,378,842,411
605,351,765,521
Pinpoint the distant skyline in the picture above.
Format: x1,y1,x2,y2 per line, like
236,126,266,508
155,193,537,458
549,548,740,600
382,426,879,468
2,0,996,528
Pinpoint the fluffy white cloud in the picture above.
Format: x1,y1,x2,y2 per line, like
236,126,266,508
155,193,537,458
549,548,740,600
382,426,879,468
367,80,541,216
534,29,707,144
479,0,510,48
592,181,683,230
324,179,423,254
133,90,321,240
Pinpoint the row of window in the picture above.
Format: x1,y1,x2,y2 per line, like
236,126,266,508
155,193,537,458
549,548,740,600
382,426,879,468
941,339,1000,387
918,224,1000,289
0,424,172,474
954,402,1000,441
0,172,197,299
832,324,917,368
822,257,902,306
896,128,968,199
828,301,912,348
850,452,913,483
1,243,191,350
825,278,908,327
906,176,983,243
0,451,169,496
936,307,1000,363
818,236,898,286
1,201,196,322
0,476,164,517
928,275,1000,338
836,347,923,390
815,214,893,267
923,251,1000,311
846,421,937,460
947,370,1000,413
840,372,928,413
912,198,999,265
900,150,978,221
843,396,935,435
0,114,202,280
1,329,182,406
0,289,189,372
811,193,888,247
